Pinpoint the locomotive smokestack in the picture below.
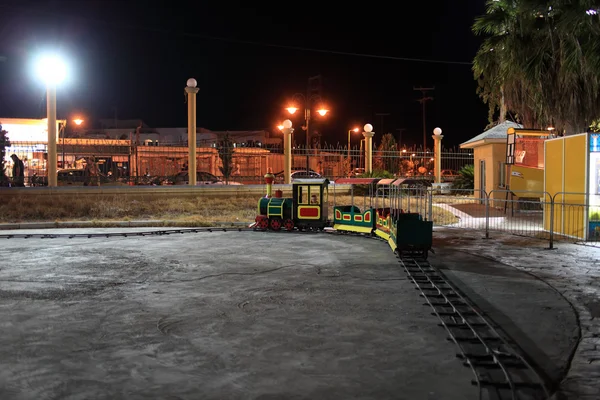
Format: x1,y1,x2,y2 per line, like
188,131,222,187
264,168,274,198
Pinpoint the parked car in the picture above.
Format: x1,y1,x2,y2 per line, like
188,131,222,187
440,169,459,182
274,169,322,183
171,171,243,185
30,169,126,186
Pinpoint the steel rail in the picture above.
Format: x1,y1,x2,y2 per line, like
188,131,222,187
399,256,550,400
0,227,254,239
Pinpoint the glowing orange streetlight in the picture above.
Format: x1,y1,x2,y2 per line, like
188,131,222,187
277,124,284,131
285,91,331,172
73,118,83,125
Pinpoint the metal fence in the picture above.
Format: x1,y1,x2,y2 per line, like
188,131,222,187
3,140,474,186
414,188,600,248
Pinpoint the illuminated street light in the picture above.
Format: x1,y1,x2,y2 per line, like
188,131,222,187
35,53,68,187
73,118,84,126
285,92,330,172
277,124,284,131
362,124,375,173
185,78,199,185
432,127,443,183
281,119,294,184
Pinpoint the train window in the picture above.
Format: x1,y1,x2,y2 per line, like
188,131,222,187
310,186,321,204
297,185,309,204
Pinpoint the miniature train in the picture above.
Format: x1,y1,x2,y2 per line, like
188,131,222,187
253,174,432,258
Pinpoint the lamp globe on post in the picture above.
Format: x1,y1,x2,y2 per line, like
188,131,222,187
362,123,375,173
432,127,443,184
282,119,294,184
36,54,68,188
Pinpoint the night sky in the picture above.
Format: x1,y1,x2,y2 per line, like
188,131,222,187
0,0,489,148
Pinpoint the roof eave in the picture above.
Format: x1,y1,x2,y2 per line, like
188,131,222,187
460,138,506,149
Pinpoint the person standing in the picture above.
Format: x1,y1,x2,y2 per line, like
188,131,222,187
83,157,100,186
10,154,24,187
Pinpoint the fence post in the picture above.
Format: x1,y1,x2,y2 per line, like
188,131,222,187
485,190,490,239
548,194,555,250
428,188,433,222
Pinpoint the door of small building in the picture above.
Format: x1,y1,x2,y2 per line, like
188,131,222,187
479,160,486,204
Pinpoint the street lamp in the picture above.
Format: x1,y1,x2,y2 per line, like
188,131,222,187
73,118,83,126
348,127,359,174
185,78,199,186
362,123,375,173
36,53,67,187
285,93,329,172
281,119,294,184
432,127,443,183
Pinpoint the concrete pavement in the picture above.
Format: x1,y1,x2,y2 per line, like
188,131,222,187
0,229,478,400
0,225,589,399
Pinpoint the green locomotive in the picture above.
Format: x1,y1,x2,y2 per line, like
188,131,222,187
255,178,330,231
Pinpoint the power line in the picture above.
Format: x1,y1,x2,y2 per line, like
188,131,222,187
0,4,474,66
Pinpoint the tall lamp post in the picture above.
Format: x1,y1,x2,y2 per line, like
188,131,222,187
285,94,328,173
36,54,67,187
185,78,199,186
432,127,443,184
281,119,294,184
363,123,375,174
347,127,359,174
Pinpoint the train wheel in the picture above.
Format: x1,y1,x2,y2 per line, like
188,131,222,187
283,219,294,231
257,216,269,231
270,218,282,231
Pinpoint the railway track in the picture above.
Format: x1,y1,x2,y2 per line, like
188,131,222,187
399,256,550,400
0,227,254,239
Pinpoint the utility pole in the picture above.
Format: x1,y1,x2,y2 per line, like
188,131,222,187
395,128,406,149
375,113,390,137
414,87,434,157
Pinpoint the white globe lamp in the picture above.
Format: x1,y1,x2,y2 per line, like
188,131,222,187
186,78,197,88
363,123,373,133
282,119,293,129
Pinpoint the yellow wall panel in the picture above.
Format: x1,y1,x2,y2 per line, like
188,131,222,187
544,139,564,231
564,134,586,203
509,165,544,194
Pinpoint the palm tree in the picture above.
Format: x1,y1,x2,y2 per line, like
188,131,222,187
452,165,475,192
374,133,398,174
473,1,600,134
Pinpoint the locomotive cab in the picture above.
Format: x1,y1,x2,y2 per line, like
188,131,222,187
292,178,329,230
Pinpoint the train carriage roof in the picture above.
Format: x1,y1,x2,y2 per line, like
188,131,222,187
334,178,380,185
292,178,330,185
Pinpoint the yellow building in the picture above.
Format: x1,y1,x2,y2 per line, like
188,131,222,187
460,121,522,201
544,133,600,240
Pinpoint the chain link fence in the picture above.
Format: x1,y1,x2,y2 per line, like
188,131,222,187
423,188,600,248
